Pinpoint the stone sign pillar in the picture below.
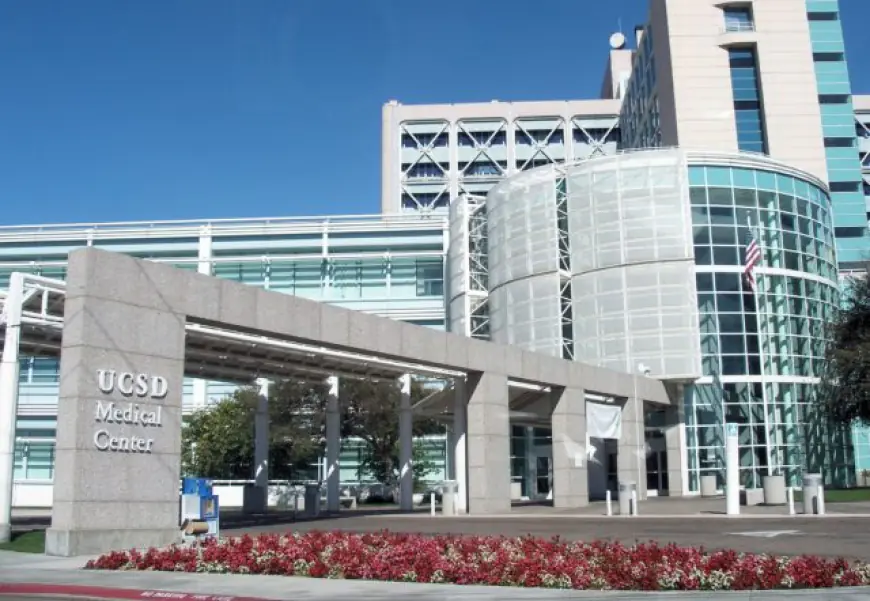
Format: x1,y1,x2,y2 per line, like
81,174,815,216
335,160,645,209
45,251,186,556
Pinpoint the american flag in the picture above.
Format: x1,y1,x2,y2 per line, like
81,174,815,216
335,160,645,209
743,227,762,292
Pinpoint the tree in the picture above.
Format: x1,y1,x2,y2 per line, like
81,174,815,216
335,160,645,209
820,269,870,426
340,378,444,489
181,376,445,487
182,396,254,479
182,380,328,480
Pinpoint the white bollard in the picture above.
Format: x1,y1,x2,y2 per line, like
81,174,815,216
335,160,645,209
605,490,612,516
787,487,795,516
817,485,826,516
430,492,436,516
631,489,638,516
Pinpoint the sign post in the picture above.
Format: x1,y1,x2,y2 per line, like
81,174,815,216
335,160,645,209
725,422,740,515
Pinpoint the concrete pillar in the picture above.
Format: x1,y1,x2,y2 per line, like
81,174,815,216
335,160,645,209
45,251,187,556
445,425,455,483
0,273,23,544
453,378,468,514
665,385,687,497
550,386,588,508
465,371,511,515
243,378,270,514
618,395,647,501
398,373,413,512
325,375,341,513
255,378,270,482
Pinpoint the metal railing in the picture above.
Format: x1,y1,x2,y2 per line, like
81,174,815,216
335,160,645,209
723,22,756,33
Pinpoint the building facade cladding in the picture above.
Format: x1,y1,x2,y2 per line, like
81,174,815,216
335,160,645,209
2,215,451,502
618,23,662,150
469,148,849,490
380,99,622,215
623,0,868,261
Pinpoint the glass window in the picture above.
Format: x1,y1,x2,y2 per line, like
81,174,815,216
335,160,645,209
415,259,444,297
724,6,754,31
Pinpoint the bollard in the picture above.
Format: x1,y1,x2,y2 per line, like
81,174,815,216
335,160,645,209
817,484,826,516
430,492,436,516
631,489,639,516
618,481,636,516
605,490,613,516
787,487,795,516
802,474,823,515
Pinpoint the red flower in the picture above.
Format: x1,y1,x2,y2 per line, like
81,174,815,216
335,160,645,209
83,531,870,591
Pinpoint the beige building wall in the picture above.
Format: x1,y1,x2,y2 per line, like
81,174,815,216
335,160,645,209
600,49,635,100
381,98,621,214
647,0,828,183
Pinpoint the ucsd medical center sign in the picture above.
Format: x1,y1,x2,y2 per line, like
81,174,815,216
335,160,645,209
93,370,169,453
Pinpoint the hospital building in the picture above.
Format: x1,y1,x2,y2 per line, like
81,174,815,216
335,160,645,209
3,0,870,507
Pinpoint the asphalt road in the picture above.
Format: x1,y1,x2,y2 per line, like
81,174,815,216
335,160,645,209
229,514,870,562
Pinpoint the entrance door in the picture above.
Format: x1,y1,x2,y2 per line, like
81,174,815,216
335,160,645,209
535,455,551,497
646,448,669,496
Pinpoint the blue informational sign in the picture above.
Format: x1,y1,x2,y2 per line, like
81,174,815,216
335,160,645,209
726,422,738,437
180,477,220,541
181,477,213,497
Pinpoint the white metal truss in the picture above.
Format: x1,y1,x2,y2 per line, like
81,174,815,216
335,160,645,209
514,118,565,172
400,121,450,181
399,121,450,213
555,175,574,360
465,195,490,340
571,117,621,159
457,120,508,180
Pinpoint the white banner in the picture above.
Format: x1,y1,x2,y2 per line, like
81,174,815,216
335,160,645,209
586,401,622,440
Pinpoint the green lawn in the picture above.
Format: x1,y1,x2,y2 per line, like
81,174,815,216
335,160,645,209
795,487,870,503
0,530,45,553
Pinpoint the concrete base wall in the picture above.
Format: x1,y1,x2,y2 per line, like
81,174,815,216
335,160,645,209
45,528,180,557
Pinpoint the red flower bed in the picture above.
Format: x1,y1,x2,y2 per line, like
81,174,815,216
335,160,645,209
85,531,870,591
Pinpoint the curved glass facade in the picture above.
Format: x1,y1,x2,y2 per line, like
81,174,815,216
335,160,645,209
687,162,847,490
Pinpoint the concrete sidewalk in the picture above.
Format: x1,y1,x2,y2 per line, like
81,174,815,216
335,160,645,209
2,550,870,600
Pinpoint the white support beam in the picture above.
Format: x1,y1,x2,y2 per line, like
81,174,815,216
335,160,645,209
453,378,468,514
254,379,270,489
398,373,413,512
0,273,24,543
325,375,341,513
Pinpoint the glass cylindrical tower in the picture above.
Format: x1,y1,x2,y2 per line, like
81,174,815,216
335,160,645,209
450,148,849,493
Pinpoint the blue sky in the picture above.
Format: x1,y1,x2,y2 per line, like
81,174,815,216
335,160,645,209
1,0,868,226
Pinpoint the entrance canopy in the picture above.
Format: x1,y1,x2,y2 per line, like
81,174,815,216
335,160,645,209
0,248,677,557
0,253,674,399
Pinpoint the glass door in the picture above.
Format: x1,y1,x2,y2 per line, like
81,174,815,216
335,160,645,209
535,456,551,497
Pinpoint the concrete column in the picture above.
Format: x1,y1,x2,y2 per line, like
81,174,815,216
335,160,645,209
665,385,687,497
465,371,511,515
453,378,468,514
325,375,341,513
243,379,270,514
618,395,647,501
255,378,270,489
445,425,455,482
550,386,588,508
398,373,413,512
0,273,23,544
45,251,187,556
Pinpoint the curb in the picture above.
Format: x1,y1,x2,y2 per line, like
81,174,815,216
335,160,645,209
0,584,274,601
376,513,870,519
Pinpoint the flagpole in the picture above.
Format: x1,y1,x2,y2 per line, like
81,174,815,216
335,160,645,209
746,213,773,478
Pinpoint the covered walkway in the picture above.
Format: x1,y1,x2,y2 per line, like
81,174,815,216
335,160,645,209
0,248,677,555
